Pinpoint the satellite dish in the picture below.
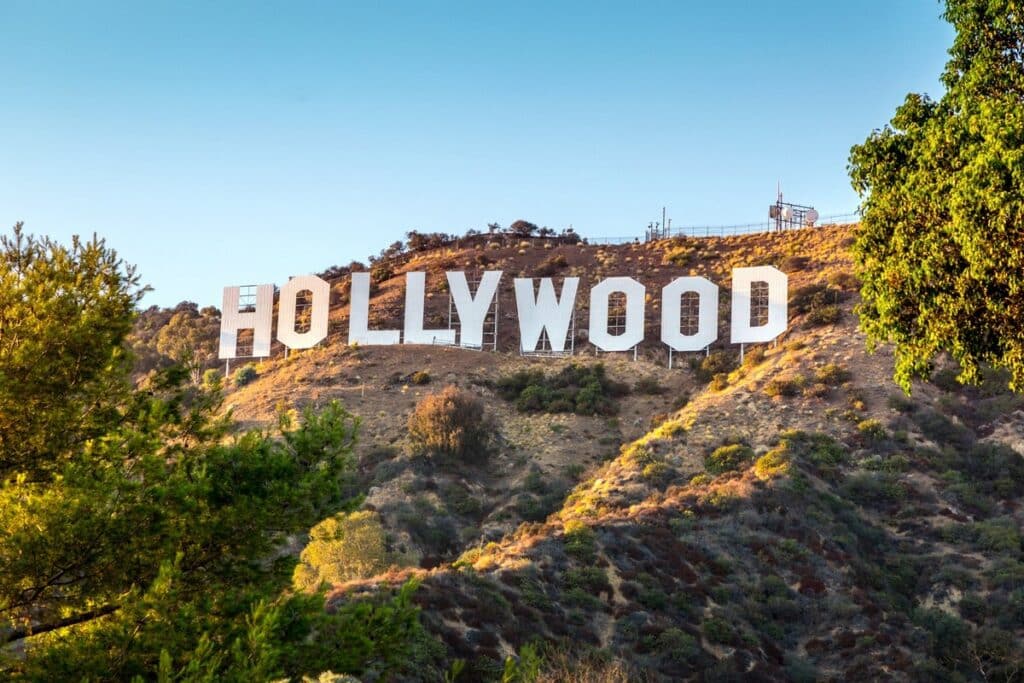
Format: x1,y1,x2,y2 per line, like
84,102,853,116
769,205,780,219
781,206,793,221
805,209,819,225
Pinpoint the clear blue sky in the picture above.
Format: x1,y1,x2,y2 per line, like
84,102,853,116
1,1,954,307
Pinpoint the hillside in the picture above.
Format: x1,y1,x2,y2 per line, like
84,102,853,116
193,227,1024,680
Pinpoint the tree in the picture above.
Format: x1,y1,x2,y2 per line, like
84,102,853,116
154,303,221,383
293,510,397,592
509,220,539,237
0,225,441,680
0,223,142,478
849,0,1024,392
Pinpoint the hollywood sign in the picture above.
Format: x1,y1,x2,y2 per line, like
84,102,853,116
218,266,787,359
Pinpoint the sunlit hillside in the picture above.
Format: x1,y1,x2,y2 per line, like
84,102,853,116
201,224,1024,681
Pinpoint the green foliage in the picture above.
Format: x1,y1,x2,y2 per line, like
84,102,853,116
535,253,569,277
0,228,436,680
371,264,394,283
563,520,597,563
705,444,755,475
201,367,223,390
144,579,437,682
0,224,143,478
663,242,697,267
814,363,851,385
694,351,737,382
763,376,805,397
856,418,887,442
642,461,672,482
502,642,543,683
690,473,713,486
702,617,734,645
912,408,974,449
293,511,396,592
407,385,491,461
970,518,1022,554
742,345,766,368
657,628,698,664
634,375,666,395
754,447,790,480
496,363,627,416
155,307,221,382
913,608,971,669
781,430,847,467
849,0,1024,391
789,283,844,328
840,472,905,508
234,362,259,387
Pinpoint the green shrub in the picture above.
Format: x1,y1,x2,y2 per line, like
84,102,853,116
293,511,394,592
696,351,738,381
912,608,970,668
754,447,790,480
857,418,887,442
709,373,729,391
814,363,850,385
642,461,672,482
496,363,626,416
913,409,974,449
563,520,596,563
234,363,258,387
742,345,766,368
564,566,608,593
202,368,223,390
408,385,490,461
827,270,859,290
766,431,846,473
441,485,482,517
764,376,805,397
806,304,841,326
671,392,691,410
973,518,1022,554
861,453,910,474
664,243,697,267
658,628,698,664
887,393,917,413
370,264,394,283
515,491,565,522
959,442,1024,498
790,283,845,327
841,472,905,507
634,376,665,395
702,617,734,644
535,253,570,277
705,444,755,475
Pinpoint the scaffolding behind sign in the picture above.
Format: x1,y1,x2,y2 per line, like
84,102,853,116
224,284,265,373
668,290,708,368
447,273,499,350
595,291,638,360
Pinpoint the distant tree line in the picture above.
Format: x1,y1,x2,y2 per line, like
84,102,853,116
319,219,582,280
